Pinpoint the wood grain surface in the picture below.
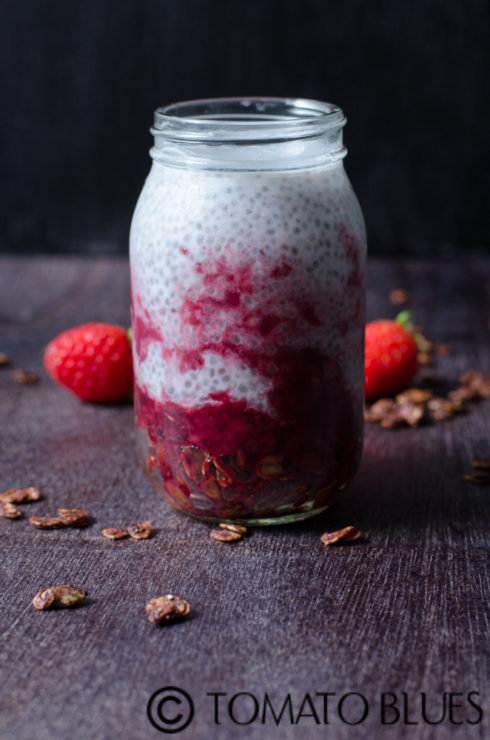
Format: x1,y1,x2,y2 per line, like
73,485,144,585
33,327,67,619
0,256,488,740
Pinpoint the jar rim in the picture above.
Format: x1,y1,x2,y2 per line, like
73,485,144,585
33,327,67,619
152,97,346,142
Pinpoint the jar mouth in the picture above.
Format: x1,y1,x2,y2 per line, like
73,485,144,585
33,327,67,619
152,97,346,143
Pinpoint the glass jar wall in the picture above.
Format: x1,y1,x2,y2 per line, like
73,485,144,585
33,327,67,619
130,98,366,524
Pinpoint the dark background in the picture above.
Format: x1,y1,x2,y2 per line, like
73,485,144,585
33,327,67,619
1,0,489,256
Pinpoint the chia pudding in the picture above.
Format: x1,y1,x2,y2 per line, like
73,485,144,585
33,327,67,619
130,98,367,524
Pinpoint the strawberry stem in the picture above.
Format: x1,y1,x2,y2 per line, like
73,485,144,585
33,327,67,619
395,311,432,352
395,310,412,329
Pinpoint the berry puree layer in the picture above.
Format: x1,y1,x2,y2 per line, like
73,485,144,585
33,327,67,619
130,164,366,523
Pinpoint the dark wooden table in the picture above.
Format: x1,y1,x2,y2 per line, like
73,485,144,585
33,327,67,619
0,256,488,740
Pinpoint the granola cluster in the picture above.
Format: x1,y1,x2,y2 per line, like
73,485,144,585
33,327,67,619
101,521,153,540
30,508,90,529
320,526,362,546
209,523,248,543
0,350,38,382
32,585,87,610
365,371,490,429
463,459,490,486
0,487,41,519
146,595,191,624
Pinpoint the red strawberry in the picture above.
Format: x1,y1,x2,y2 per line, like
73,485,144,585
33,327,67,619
365,316,419,400
44,323,133,403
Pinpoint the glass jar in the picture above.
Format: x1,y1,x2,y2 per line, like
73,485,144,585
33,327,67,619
130,97,366,525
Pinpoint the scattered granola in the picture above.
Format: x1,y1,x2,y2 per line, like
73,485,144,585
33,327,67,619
0,353,11,366
58,508,90,527
168,595,191,617
459,370,490,399
417,352,433,366
435,343,451,356
364,398,396,422
210,527,242,542
219,522,248,535
101,527,130,540
32,588,55,610
427,398,463,421
29,516,66,529
0,501,22,519
346,529,362,542
127,520,153,540
13,369,39,384
365,395,427,428
389,288,409,305
32,585,87,610
395,389,433,404
463,472,490,486
366,365,490,430
0,486,41,503
379,414,403,430
460,370,484,385
146,596,174,622
320,526,362,546
449,386,480,403
397,402,426,427
472,459,490,470
146,594,191,624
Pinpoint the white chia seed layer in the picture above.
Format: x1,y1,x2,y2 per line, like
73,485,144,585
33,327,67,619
130,162,366,412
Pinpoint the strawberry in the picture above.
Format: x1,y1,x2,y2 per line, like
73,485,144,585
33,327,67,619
365,314,419,400
44,323,133,403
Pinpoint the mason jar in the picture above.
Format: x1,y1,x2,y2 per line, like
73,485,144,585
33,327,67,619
130,97,366,525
